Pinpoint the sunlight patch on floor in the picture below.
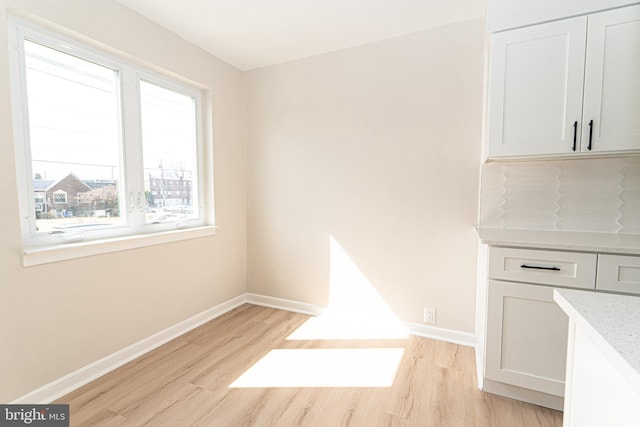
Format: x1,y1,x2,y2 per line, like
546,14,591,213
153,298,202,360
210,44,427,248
229,348,405,388
231,236,408,388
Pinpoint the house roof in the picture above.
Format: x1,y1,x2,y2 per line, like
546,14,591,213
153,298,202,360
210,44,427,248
32,173,114,192
84,180,117,190
33,180,54,191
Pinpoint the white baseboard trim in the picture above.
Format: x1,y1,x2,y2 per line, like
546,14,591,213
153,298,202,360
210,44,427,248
245,295,475,347
245,294,476,347
404,322,477,348
482,378,564,411
246,293,325,316
12,292,477,404
11,294,247,404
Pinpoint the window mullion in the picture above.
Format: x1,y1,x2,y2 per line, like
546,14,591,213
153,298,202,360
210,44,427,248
120,68,145,229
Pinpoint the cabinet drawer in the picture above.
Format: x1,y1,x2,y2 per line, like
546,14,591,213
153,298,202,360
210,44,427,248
596,254,640,295
489,247,597,289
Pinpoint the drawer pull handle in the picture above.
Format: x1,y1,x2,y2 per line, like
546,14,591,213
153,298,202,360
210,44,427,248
521,264,560,271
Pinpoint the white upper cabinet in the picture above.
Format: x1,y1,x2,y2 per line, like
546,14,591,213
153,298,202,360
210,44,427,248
488,18,587,157
487,5,640,158
583,6,640,152
486,0,639,33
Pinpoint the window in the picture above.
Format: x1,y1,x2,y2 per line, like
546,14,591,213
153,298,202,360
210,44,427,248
34,192,44,212
52,190,67,204
9,18,210,250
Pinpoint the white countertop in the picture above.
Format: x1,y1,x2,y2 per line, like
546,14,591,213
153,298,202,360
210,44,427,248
553,289,640,395
477,227,640,255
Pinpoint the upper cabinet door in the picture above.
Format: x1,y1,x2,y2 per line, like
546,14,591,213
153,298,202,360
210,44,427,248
582,5,640,152
488,17,587,157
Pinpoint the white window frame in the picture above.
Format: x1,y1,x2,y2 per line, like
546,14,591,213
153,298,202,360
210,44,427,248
52,190,67,204
8,17,215,266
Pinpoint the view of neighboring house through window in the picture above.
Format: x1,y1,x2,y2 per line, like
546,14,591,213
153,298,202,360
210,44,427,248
10,19,206,246
24,38,122,233
140,80,198,223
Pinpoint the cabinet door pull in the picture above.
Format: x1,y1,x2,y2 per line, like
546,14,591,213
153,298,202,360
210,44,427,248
572,121,577,151
588,119,593,150
520,264,561,271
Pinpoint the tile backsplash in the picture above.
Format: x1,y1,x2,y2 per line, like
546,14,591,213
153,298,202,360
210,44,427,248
479,157,640,234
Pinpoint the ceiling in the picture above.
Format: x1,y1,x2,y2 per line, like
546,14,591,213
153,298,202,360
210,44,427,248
114,0,485,70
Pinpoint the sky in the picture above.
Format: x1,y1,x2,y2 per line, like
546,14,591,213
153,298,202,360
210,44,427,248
24,39,197,186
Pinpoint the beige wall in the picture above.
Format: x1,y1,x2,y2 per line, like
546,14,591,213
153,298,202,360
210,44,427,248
0,0,246,402
0,2,485,402
246,20,484,331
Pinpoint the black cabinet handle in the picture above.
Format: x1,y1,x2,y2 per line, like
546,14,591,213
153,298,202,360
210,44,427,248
588,120,593,150
572,121,577,151
521,264,561,271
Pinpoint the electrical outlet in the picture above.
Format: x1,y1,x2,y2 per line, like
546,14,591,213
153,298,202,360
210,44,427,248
423,307,436,324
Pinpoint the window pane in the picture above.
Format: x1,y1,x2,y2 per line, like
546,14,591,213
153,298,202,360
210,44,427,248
140,80,198,224
24,40,122,233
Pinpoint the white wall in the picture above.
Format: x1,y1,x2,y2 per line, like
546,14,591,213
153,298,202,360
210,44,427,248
0,0,246,402
245,19,485,331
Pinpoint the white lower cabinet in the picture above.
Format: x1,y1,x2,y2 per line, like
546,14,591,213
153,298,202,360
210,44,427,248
596,254,640,294
482,245,640,410
483,246,597,410
482,244,640,410
485,280,569,398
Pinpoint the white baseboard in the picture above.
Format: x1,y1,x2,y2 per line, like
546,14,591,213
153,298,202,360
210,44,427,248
483,378,564,411
246,295,476,347
404,322,476,347
11,294,247,404
246,293,325,316
12,292,477,404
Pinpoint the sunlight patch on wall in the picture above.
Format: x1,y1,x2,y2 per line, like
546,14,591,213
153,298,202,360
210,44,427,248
287,236,407,340
229,348,405,388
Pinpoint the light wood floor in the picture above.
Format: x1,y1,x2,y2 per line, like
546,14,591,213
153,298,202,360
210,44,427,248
56,304,562,426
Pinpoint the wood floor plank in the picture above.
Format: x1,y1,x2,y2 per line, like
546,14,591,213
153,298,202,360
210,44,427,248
55,304,563,426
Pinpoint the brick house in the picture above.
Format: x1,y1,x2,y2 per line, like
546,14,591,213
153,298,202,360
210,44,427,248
146,173,193,210
33,173,117,218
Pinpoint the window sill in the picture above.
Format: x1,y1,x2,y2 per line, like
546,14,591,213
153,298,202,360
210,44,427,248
22,225,217,267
